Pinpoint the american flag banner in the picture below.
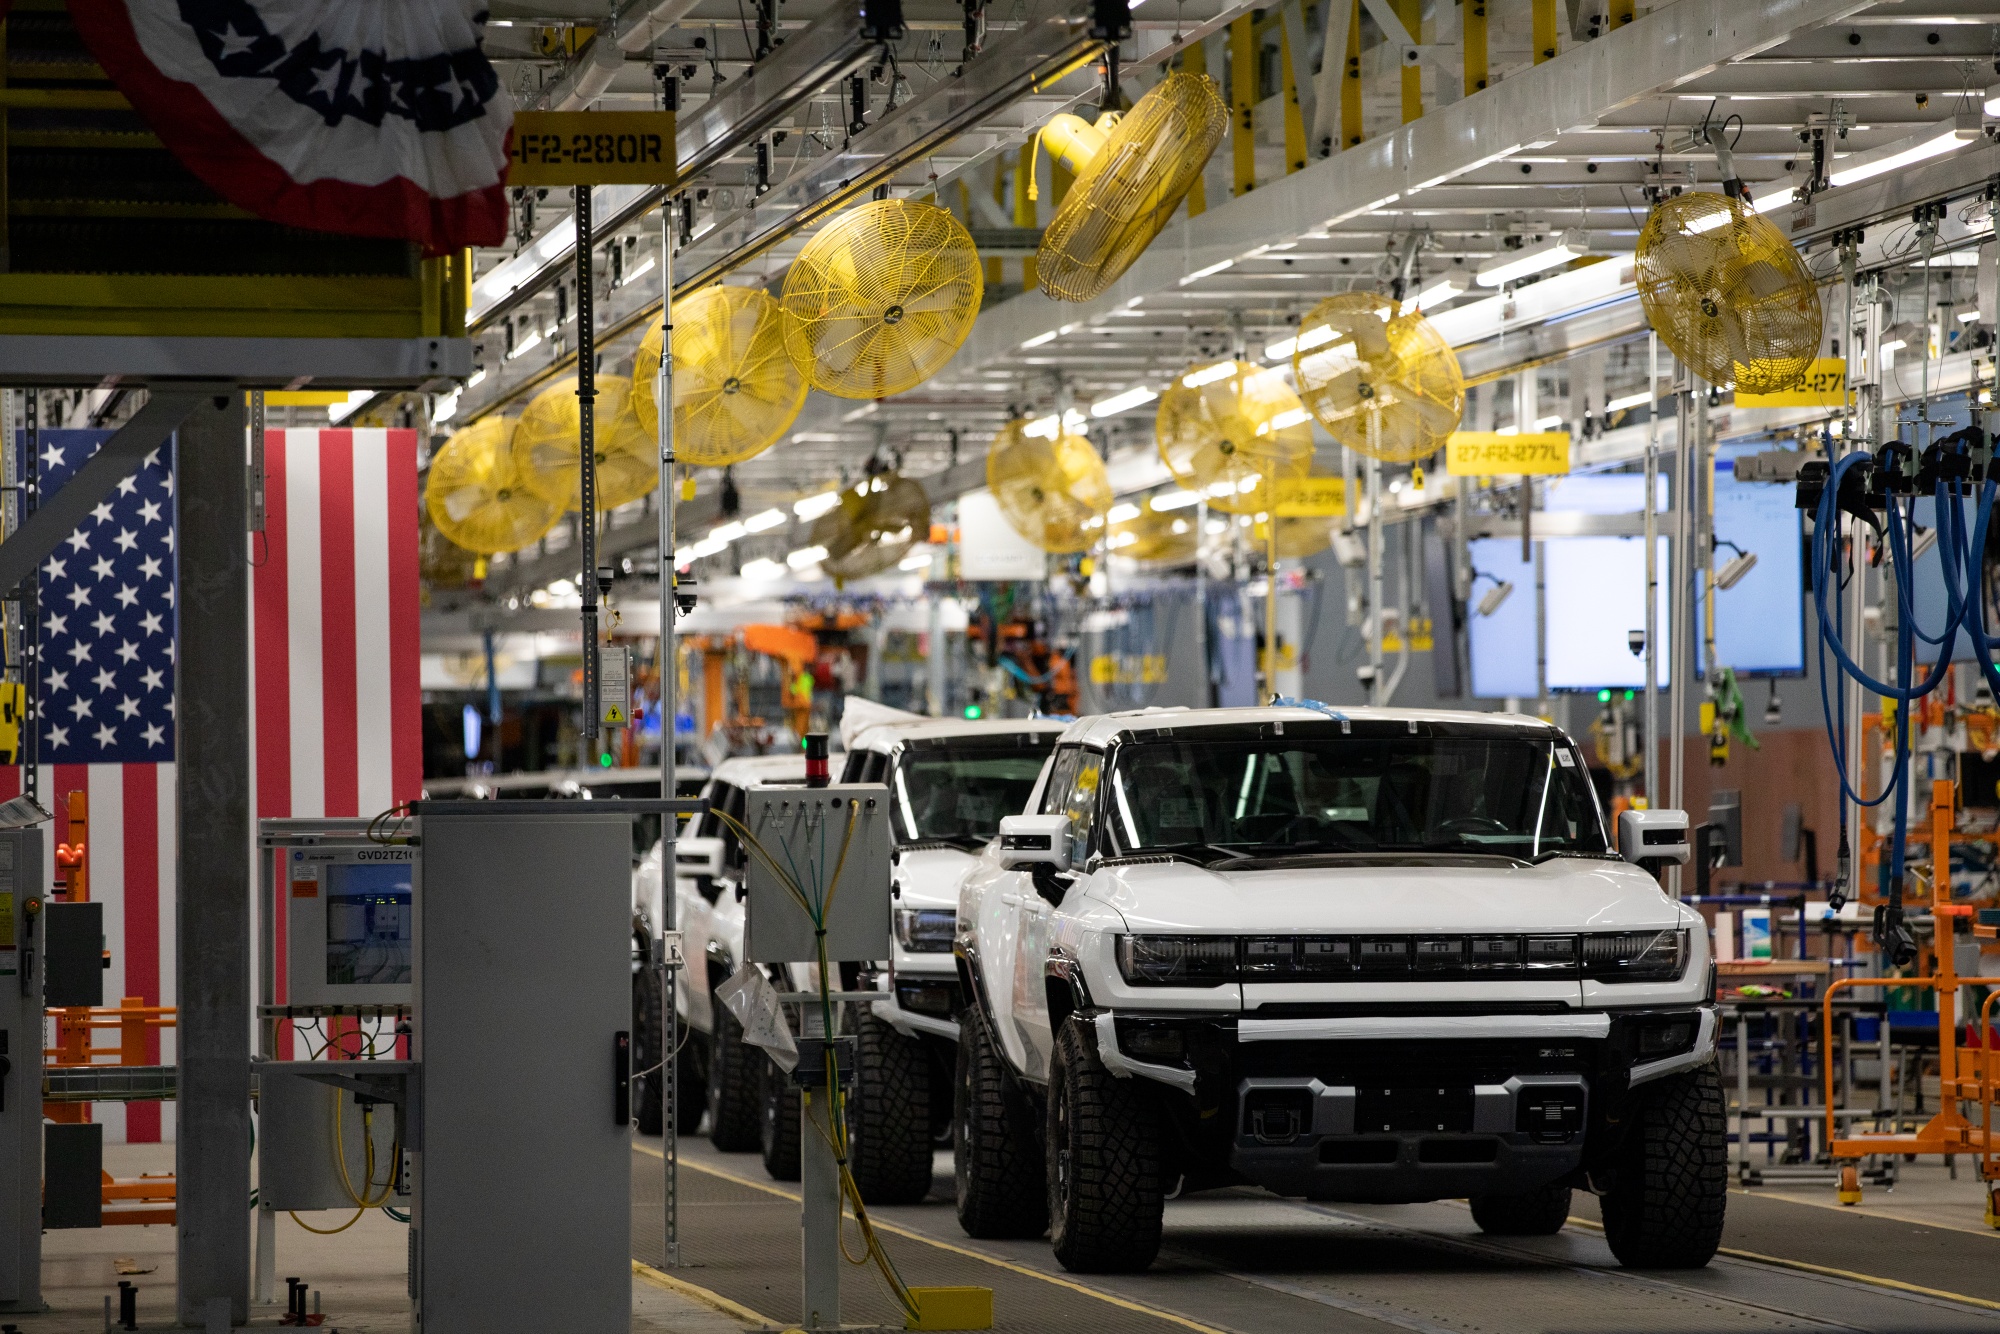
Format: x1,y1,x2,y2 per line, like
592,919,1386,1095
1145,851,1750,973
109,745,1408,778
253,428,423,1058
2,429,181,1144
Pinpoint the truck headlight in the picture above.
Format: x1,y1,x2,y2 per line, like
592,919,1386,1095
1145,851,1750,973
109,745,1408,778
1115,934,1239,986
1582,929,1688,982
894,908,956,953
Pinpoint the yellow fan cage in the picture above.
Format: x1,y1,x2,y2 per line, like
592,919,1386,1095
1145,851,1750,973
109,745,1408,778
1110,507,1200,564
1292,292,1464,463
632,285,808,468
780,198,984,400
986,420,1115,553
424,416,563,555
1635,192,1823,393
809,472,934,582
511,376,660,512
1154,359,1314,515
1036,72,1229,303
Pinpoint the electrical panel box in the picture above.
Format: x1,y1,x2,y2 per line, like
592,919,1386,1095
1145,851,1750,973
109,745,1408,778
256,1070,406,1212
42,901,103,1008
285,844,415,1008
743,785,892,964
0,826,45,1310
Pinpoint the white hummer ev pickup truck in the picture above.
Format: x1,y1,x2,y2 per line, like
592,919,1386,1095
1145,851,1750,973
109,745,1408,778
953,705,1715,1274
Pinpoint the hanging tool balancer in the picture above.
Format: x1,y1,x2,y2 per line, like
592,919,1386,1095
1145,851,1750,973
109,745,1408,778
1795,422,1996,965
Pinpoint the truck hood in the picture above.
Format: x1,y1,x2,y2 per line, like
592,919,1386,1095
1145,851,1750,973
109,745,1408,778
1093,855,1684,934
895,843,980,911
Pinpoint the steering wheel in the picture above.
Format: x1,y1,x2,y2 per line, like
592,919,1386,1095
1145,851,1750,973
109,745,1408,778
1436,815,1509,836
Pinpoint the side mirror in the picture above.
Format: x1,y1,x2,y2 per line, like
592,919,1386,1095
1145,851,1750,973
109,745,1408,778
998,814,1071,872
1619,809,1691,867
675,835,725,880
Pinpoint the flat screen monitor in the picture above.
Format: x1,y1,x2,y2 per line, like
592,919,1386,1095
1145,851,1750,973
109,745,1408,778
1545,536,1672,692
1467,537,1538,699
1709,464,1805,677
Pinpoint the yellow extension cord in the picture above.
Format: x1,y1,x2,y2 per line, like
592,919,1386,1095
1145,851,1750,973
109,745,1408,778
290,1087,399,1234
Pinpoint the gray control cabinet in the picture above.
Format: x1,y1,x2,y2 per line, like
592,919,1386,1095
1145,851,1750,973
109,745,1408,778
0,828,44,1311
742,785,892,964
412,807,633,1334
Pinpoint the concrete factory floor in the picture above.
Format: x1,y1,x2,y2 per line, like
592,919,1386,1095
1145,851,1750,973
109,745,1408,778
635,1133,2000,1334
18,1137,2000,1332
13,1143,744,1333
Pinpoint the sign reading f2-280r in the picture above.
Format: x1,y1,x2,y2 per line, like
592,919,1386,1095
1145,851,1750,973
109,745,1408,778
507,111,679,187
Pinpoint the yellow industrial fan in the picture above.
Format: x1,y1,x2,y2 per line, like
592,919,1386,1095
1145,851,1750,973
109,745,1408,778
1635,192,1822,393
420,515,482,589
1291,292,1464,463
780,198,984,399
1154,359,1314,514
632,285,807,468
1111,507,1199,564
1036,71,1229,303
512,376,661,512
986,420,1114,553
424,416,564,555
809,471,934,582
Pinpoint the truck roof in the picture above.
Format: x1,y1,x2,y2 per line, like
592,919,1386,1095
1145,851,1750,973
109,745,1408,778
1058,704,1560,748
847,715,1071,752
708,753,808,785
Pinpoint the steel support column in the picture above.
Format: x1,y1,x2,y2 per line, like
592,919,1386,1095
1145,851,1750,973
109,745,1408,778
175,390,251,1326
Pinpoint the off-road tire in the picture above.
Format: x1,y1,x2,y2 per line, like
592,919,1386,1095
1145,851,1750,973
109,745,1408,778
674,1027,707,1136
954,1006,1047,1239
847,1012,934,1204
760,1057,802,1181
1047,1018,1164,1273
633,956,665,1136
706,1003,763,1152
1469,1183,1572,1236
1600,1064,1727,1269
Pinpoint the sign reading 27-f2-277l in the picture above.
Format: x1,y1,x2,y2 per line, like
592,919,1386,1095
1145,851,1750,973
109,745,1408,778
1445,432,1572,477
507,112,678,187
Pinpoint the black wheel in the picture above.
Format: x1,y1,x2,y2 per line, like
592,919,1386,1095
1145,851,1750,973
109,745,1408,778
706,1002,763,1152
674,1026,707,1136
1600,1065,1727,1269
633,953,665,1136
1047,1017,1163,1273
953,1006,1047,1239
760,1057,802,1181
1469,1183,1572,1235
847,1012,934,1205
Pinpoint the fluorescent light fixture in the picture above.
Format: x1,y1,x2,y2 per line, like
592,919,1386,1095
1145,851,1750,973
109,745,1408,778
1205,518,1228,534
1236,474,1261,493
1476,231,1586,287
1266,407,1312,432
1182,359,1239,389
1178,259,1235,285
1024,409,1088,438
1403,275,1468,313
787,545,828,569
1477,582,1514,617
898,550,934,571
1605,390,1653,413
1091,386,1158,417
689,535,728,559
1715,550,1758,590
325,389,373,424
739,557,786,581
1828,116,1981,188
1267,323,1335,361
709,521,747,543
1683,190,1796,234
1264,335,1298,360
1962,309,1982,322
1106,502,1142,523
1535,414,1565,431
1107,530,1138,549
1149,489,1202,511
625,255,656,283
1910,528,1939,563
673,546,695,565
1021,330,1058,349
507,331,542,359
465,368,487,388
794,491,842,520
743,508,787,533
1924,251,1981,266
1879,338,1908,354
431,390,460,423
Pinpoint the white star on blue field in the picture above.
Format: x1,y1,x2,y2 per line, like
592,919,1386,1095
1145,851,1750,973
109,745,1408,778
21,430,176,763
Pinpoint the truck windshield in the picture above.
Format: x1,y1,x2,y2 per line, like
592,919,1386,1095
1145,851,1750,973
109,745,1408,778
1104,734,1607,860
892,743,1054,846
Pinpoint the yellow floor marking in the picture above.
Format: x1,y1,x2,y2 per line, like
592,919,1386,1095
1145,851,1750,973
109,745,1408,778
635,1143,1234,1334
1728,1185,2000,1242
633,1258,775,1326
1565,1215,2000,1311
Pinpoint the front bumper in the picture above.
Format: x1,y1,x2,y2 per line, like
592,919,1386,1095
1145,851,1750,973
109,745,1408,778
875,964,962,1041
1098,1004,1716,1203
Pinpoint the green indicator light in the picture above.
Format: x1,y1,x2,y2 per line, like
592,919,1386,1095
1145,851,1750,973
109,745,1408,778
599,753,613,768
1597,690,1611,703
1624,690,1635,701
963,704,983,719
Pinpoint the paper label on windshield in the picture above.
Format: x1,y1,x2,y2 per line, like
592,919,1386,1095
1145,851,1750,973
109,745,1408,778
1554,749,1575,767
1159,798,1206,828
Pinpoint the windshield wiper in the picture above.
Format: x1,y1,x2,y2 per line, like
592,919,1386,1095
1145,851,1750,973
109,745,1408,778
1111,841,1239,866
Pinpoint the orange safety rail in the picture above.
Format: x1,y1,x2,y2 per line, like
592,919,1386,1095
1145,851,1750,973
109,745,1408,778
44,999,177,1125
99,1171,176,1227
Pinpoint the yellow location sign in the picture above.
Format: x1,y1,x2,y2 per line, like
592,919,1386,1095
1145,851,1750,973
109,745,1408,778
1272,476,1346,517
1733,358,1847,409
1446,432,1571,477
508,112,678,187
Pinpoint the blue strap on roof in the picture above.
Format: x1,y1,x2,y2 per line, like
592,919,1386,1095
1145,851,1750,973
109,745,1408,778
1271,696,1352,733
